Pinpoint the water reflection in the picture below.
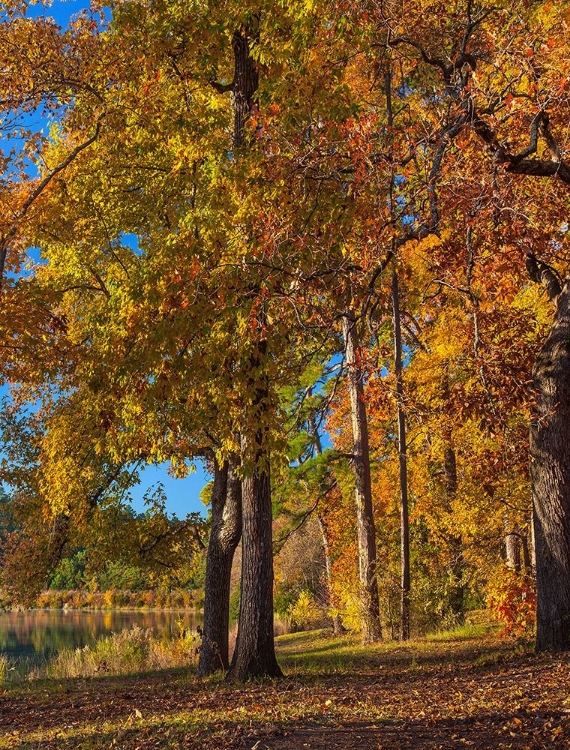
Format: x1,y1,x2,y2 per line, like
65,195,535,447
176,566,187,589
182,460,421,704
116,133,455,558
0,609,203,663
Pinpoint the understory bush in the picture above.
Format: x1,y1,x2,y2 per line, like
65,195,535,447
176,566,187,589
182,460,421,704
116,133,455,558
287,590,328,632
45,624,199,678
486,569,536,637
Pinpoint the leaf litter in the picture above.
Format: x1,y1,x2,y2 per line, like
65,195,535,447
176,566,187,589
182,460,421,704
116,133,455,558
0,630,568,749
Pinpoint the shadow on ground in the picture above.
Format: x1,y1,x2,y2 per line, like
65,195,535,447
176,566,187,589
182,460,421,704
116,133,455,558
0,631,568,749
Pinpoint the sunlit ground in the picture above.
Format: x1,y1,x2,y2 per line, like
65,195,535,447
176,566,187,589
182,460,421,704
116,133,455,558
1,622,569,749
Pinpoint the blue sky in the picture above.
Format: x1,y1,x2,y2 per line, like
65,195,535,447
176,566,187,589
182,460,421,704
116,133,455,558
129,461,210,518
27,0,96,22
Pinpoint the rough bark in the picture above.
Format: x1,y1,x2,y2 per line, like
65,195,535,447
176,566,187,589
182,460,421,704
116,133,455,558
530,277,570,651
198,457,242,676
392,272,410,640
226,430,282,681
342,312,382,643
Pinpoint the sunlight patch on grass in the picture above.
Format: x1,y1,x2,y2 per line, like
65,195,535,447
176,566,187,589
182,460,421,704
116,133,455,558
425,621,494,641
275,620,512,674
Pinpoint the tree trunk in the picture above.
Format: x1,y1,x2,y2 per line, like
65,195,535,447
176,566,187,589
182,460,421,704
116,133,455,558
521,532,532,572
231,24,259,149
198,457,242,676
226,430,282,680
443,442,465,624
530,278,570,651
504,522,522,572
317,513,344,634
342,312,382,643
214,17,280,680
392,272,410,641
309,414,344,634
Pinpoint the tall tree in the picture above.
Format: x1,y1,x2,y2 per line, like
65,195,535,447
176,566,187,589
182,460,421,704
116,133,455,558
342,312,382,642
211,18,281,680
392,271,410,640
527,255,570,650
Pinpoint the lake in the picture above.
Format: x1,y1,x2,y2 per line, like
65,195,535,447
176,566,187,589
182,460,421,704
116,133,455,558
0,609,203,672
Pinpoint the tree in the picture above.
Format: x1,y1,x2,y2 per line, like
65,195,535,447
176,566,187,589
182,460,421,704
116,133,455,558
392,270,410,640
198,455,242,675
209,17,283,681
342,312,382,642
527,256,570,650
342,0,570,648
0,391,205,605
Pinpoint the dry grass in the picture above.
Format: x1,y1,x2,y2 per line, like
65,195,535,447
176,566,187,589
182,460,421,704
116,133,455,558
38,624,199,680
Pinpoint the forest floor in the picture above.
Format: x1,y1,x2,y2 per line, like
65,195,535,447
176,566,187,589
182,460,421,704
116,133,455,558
1,624,569,749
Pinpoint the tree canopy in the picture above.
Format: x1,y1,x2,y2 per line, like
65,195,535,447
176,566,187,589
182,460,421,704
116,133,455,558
1,0,570,677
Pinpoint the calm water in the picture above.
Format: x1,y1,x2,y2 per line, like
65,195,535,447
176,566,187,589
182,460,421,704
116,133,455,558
0,609,202,666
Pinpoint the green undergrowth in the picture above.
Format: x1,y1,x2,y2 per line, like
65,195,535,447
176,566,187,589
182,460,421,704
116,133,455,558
275,619,508,674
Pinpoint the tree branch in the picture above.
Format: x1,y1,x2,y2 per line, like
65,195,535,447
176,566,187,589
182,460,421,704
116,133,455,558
209,79,233,94
0,114,104,288
525,252,562,302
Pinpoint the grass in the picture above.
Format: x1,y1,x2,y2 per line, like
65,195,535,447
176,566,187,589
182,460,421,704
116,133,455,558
0,618,502,684
0,620,569,748
43,624,200,680
275,619,501,674
0,624,200,684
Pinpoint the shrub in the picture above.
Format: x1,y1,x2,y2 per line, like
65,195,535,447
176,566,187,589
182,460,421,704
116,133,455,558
486,569,536,637
47,624,199,678
0,655,9,685
103,589,117,608
287,590,327,631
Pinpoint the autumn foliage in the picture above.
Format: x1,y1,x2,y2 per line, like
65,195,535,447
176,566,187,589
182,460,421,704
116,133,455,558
0,0,569,681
